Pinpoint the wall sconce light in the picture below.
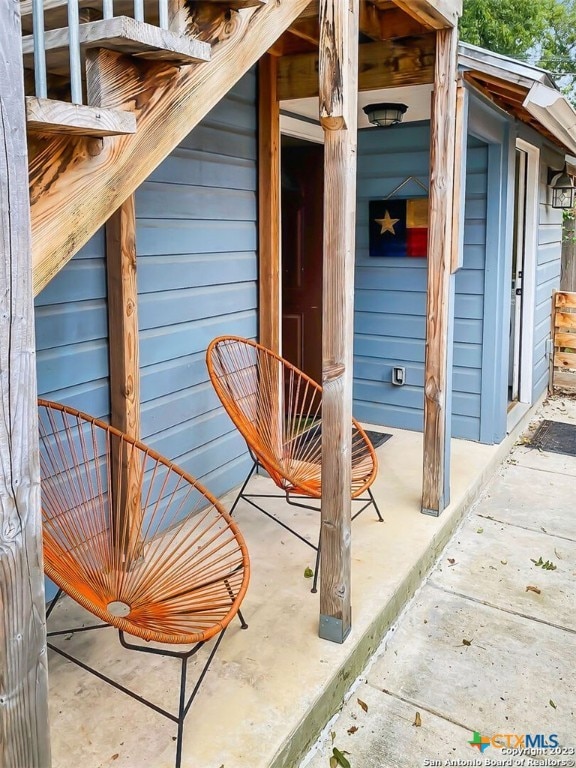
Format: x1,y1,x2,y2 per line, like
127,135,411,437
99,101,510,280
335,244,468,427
362,102,408,128
549,164,575,209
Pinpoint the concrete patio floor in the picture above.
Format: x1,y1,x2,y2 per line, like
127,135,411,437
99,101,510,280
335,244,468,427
302,396,576,768
46,408,536,768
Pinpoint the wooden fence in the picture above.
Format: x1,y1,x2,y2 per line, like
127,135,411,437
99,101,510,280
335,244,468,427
550,291,576,393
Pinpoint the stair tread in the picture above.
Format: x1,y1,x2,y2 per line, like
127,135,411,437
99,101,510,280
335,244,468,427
19,0,268,34
26,96,137,137
22,16,211,77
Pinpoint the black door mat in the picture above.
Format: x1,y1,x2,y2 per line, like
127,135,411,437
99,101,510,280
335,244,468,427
290,426,392,454
529,419,576,457
363,430,393,449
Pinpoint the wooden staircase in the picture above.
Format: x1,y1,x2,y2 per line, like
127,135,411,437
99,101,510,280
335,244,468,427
24,0,312,294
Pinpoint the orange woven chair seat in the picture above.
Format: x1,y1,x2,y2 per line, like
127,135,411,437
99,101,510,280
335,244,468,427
206,337,383,594
206,336,379,499
38,399,250,644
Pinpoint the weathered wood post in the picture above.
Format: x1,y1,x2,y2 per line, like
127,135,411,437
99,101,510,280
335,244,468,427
0,0,51,764
421,25,459,516
318,0,359,643
258,53,281,355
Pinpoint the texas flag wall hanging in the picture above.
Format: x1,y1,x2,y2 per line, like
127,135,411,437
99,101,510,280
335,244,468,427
369,198,429,258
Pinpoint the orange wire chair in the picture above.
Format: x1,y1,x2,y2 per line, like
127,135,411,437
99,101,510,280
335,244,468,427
206,337,383,592
38,399,250,768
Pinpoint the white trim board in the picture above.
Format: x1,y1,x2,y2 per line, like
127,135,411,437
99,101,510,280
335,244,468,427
516,137,539,404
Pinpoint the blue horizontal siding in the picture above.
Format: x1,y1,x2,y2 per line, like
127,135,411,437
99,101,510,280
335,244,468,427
137,71,257,491
35,229,109,418
353,123,487,441
533,165,562,401
35,230,110,600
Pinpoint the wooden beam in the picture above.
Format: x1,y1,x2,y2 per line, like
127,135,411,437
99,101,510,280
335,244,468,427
0,0,51,765
389,0,461,28
26,96,136,137
319,0,359,644
360,1,426,40
422,26,458,515
288,16,320,45
258,55,281,354
30,0,313,296
278,34,436,100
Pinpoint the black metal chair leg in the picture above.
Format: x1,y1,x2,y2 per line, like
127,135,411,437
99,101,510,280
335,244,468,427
229,462,257,516
237,609,248,630
368,486,384,522
45,587,64,620
175,657,188,768
311,530,322,594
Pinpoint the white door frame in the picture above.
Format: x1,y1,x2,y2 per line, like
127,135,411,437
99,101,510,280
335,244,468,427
515,138,539,404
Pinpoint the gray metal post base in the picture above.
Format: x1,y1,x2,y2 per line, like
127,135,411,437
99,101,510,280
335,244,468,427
319,614,352,644
421,505,441,517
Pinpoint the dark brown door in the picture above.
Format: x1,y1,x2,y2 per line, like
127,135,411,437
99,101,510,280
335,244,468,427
281,141,324,384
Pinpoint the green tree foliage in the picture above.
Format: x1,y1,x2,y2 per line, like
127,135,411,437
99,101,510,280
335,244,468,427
459,0,556,59
460,0,576,97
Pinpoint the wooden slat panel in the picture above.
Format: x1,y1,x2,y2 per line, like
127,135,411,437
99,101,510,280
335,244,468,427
553,370,576,390
554,311,576,330
556,291,576,308
554,351,576,368
554,331,576,349
0,1,51,763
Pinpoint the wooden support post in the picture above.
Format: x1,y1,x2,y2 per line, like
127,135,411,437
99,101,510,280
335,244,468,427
318,0,359,644
258,53,281,354
106,195,140,440
0,1,51,764
106,195,142,563
422,26,459,516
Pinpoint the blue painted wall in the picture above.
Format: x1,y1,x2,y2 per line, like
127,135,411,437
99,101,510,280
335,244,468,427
135,70,257,496
35,229,109,417
353,121,488,441
534,150,563,398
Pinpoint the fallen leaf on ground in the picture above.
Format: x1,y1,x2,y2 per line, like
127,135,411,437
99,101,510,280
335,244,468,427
304,567,314,578
550,699,557,709
476,528,484,534
413,712,422,727
462,639,472,646
111,756,119,762
332,747,351,768
447,558,456,565
501,560,508,565
526,585,541,594
347,726,358,735
330,757,338,768
357,698,368,713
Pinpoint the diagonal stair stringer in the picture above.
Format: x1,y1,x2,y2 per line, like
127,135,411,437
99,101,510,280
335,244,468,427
30,0,313,296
